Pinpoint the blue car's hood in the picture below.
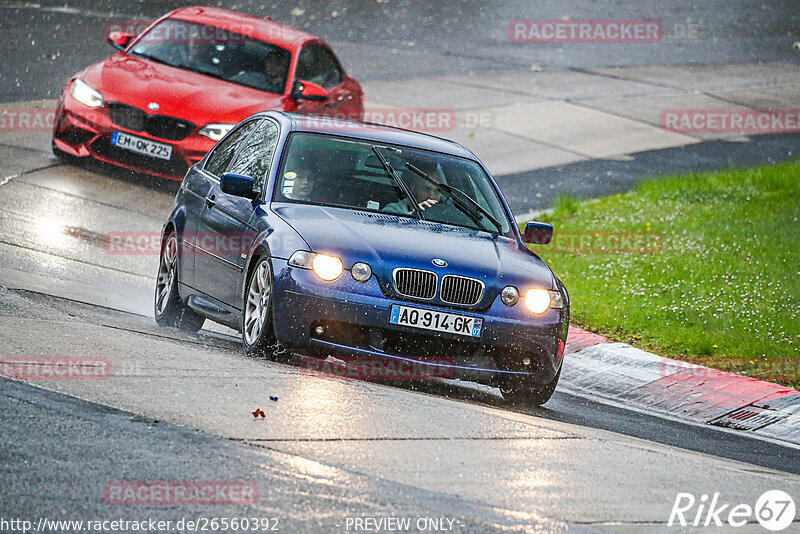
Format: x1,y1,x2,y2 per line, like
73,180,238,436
272,204,556,293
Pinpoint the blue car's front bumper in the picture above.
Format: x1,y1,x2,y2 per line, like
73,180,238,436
270,259,568,385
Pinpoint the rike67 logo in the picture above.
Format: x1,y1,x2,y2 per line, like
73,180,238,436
669,490,796,531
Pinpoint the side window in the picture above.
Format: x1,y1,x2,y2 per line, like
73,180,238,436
204,121,260,177
295,44,344,89
228,120,280,190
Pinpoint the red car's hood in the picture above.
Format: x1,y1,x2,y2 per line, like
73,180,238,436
82,53,285,124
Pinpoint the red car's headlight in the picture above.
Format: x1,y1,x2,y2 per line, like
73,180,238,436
70,79,103,108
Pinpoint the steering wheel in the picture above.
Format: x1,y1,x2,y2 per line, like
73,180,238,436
420,196,475,227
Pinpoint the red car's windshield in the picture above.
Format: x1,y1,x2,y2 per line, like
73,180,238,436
129,18,292,95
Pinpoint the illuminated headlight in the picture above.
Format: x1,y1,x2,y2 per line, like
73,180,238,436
198,123,235,141
289,251,343,281
500,286,519,306
313,254,343,281
524,288,564,315
351,262,372,282
70,79,103,108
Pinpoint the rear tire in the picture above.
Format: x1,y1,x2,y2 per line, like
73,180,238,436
154,232,205,333
500,365,561,406
242,257,288,361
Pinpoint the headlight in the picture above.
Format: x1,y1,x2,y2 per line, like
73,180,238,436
351,262,372,282
288,250,314,269
70,79,103,108
313,254,343,281
289,251,343,281
500,286,519,306
524,288,564,314
199,123,235,141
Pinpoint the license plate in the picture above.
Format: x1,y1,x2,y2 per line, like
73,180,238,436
111,131,172,160
389,305,482,338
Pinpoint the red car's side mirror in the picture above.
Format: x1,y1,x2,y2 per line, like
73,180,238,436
291,80,328,102
107,32,134,51
523,221,553,245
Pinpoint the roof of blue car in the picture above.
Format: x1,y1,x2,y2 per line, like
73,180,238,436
261,111,476,159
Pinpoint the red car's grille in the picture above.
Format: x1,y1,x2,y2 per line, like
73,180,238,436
107,102,196,141
107,103,146,131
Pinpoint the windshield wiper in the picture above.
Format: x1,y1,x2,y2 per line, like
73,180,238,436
371,146,424,220
405,162,503,233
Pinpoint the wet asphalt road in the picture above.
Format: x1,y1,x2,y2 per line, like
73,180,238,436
2,1,800,531
1,148,800,531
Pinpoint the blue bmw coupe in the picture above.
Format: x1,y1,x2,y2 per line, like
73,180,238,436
155,111,569,405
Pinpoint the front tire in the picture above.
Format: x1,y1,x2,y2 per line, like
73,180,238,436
242,257,287,360
154,232,205,332
500,365,561,406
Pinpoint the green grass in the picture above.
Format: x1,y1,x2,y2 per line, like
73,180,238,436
529,162,800,388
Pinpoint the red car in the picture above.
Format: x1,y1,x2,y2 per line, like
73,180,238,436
52,6,364,180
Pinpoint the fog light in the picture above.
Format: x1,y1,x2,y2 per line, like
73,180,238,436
500,286,519,306
314,325,325,335
351,262,372,282
523,357,531,366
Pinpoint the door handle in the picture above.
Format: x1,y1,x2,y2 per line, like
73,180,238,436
205,195,216,208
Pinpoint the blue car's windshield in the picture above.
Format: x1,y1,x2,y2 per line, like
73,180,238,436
128,18,291,94
273,132,513,235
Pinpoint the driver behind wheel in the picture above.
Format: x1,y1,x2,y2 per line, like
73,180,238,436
280,159,333,203
383,161,445,215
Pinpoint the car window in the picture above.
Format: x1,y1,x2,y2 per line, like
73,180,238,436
204,120,260,177
228,119,280,190
129,18,292,94
274,133,511,235
294,43,344,89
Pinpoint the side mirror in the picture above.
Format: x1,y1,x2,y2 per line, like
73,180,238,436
291,80,328,102
107,31,134,51
523,221,553,245
220,173,256,198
